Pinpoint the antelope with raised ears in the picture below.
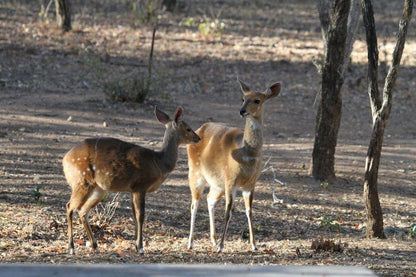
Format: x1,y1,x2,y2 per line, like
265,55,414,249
187,80,281,252
63,106,200,255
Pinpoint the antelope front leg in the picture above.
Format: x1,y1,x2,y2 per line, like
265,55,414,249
243,189,257,251
132,192,146,254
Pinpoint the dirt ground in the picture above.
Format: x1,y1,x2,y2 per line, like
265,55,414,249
0,0,415,276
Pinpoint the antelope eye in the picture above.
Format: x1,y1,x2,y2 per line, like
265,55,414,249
254,99,261,104
241,98,245,103
186,128,192,132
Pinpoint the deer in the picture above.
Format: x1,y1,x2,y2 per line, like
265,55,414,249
63,106,200,255
186,79,281,252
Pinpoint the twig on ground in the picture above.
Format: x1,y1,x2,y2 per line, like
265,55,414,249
262,157,286,209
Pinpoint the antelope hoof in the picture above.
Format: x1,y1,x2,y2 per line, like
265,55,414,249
252,245,258,251
138,248,145,255
187,242,193,250
211,239,217,246
69,248,74,255
217,246,223,253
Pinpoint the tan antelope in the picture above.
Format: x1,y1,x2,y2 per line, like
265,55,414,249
187,80,280,252
63,106,200,255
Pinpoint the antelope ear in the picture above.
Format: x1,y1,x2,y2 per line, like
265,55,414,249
265,82,281,100
237,78,251,94
155,106,170,125
173,106,183,127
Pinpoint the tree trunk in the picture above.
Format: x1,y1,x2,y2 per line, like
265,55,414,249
361,0,412,238
363,116,386,238
310,0,350,181
55,0,71,31
317,0,359,72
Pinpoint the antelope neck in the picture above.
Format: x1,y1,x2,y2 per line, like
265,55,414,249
243,114,263,152
158,126,179,173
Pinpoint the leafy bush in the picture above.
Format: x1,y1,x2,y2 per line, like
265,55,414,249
104,73,150,103
198,19,225,38
132,0,161,24
181,13,226,39
319,216,341,232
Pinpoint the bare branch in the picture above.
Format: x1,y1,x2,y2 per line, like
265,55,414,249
147,26,157,92
360,0,381,121
312,57,323,74
380,0,413,120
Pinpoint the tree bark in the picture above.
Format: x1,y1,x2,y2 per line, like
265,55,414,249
361,0,381,117
361,0,412,238
363,117,386,238
55,0,71,31
317,0,359,72
310,0,350,181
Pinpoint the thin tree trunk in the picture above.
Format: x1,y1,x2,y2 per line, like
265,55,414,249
55,0,71,31
310,0,350,181
361,0,381,117
363,117,386,238
361,0,412,238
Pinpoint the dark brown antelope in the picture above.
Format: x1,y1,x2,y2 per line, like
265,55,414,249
63,106,200,254
187,80,281,252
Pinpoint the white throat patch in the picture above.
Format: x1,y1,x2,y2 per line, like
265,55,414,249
249,119,261,131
